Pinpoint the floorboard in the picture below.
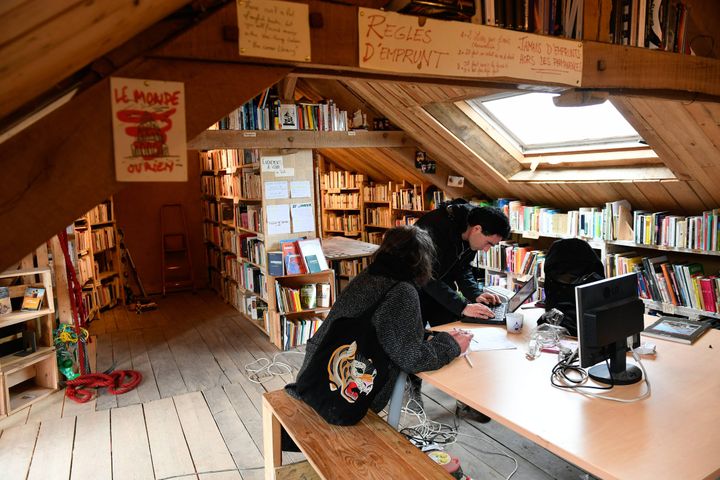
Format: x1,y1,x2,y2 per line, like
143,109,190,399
174,391,237,474
0,422,39,480
144,396,196,479
26,416,75,480
71,409,111,480
111,404,154,479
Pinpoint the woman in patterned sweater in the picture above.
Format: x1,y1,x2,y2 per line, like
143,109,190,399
286,225,471,425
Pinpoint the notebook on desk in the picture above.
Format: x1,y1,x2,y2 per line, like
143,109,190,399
461,280,536,325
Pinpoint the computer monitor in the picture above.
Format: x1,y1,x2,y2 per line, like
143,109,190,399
575,272,645,385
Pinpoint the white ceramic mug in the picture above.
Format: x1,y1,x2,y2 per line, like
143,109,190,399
506,312,523,334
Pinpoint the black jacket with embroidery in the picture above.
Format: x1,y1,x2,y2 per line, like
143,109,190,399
415,200,482,326
286,256,460,416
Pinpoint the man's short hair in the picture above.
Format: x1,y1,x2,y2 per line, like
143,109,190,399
467,206,511,239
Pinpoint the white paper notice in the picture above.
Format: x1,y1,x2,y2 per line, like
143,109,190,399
466,328,517,352
276,167,295,178
291,202,315,233
264,181,289,200
266,204,291,235
290,180,312,198
261,156,284,172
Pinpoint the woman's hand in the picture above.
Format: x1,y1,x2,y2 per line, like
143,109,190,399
449,329,472,354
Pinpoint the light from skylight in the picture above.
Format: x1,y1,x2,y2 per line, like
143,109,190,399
474,92,641,151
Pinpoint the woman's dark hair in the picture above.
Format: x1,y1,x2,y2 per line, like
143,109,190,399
372,226,435,286
468,206,511,239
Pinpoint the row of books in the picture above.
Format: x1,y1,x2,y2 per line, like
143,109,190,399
212,89,353,132
502,199,633,241
91,227,116,254
630,256,720,313
324,213,361,234
363,183,391,203
97,282,118,308
337,257,370,277
200,149,259,171
202,169,262,201
274,238,330,276
85,202,113,224
392,188,424,211
477,243,546,278
202,200,219,223
364,207,392,227
237,204,263,234
282,315,324,350
321,171,365,191
75,228,91,252
323,192,361,209
611,0,691,53
476,0,583,39
364,231,384,245
633,209,720,251
239,262,268,300
240,294,269,327
275,282,332,314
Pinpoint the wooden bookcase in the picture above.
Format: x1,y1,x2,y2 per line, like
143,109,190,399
72,197,124,317
320,169,365,239
200,146,336,348
0,245,58,417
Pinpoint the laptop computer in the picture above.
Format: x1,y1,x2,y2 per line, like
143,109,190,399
461,280,537,325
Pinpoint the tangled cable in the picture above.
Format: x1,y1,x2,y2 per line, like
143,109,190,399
65,370,143,403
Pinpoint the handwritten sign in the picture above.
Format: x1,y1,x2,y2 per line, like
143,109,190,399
110,77,187,182
237,0,311,62
358,8,582,86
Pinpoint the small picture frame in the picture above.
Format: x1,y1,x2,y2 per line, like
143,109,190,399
415,150,426,168
447,175,465,187
448,175,465,188
279,104,298,130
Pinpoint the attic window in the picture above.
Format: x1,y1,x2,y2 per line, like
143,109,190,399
466,92,644,154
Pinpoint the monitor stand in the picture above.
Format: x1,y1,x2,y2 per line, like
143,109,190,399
589,348,642,385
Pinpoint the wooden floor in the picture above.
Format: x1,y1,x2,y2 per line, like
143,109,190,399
0,290,591,480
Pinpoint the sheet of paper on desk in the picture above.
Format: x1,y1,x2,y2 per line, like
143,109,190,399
467,328,517,352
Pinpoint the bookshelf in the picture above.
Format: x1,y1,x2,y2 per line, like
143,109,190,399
486,198,720,320
320,169,366,239
72,197,124,317
0,244,59,417
200,146,336,348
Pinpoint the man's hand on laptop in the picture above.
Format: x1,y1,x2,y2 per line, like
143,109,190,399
477,292,502,305
462,302,495,319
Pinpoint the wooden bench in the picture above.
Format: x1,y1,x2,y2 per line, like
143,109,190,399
262,389,452,480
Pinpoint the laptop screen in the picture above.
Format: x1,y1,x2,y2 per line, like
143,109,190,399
506,280,536,313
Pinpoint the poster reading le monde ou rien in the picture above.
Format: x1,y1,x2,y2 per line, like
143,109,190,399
111,77,188,182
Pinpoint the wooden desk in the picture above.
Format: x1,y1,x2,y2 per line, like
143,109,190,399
423,312,720,480
321,236,378,261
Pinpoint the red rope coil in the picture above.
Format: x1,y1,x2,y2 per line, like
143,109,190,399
65,370,143,403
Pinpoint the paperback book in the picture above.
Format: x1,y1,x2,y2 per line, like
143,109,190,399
642,316,711,345
21,287,46,311
0,287,11,315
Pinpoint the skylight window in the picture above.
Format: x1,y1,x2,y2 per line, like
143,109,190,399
467,92,644,153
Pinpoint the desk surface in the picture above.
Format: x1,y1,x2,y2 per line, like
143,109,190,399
321,236,378,261
423,312,720,480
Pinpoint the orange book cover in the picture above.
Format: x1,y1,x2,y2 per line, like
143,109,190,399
660,263,678,305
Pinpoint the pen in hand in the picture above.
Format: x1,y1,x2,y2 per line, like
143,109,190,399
464,353,474,368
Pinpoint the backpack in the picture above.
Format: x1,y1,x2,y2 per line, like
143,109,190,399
541,238,604,336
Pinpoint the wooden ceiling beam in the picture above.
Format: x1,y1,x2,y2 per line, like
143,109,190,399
0,0,193,120
0,60,290,271
151,1,720,98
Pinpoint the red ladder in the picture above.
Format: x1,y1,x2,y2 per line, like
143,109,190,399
160,204,195,296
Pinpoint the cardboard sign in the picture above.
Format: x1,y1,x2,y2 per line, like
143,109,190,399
358,8,582,87
110,77,187,182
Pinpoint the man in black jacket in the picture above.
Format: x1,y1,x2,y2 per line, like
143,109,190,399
412,200,511,423
416,199,511,327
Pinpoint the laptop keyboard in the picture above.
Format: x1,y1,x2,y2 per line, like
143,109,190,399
489,303,506,320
